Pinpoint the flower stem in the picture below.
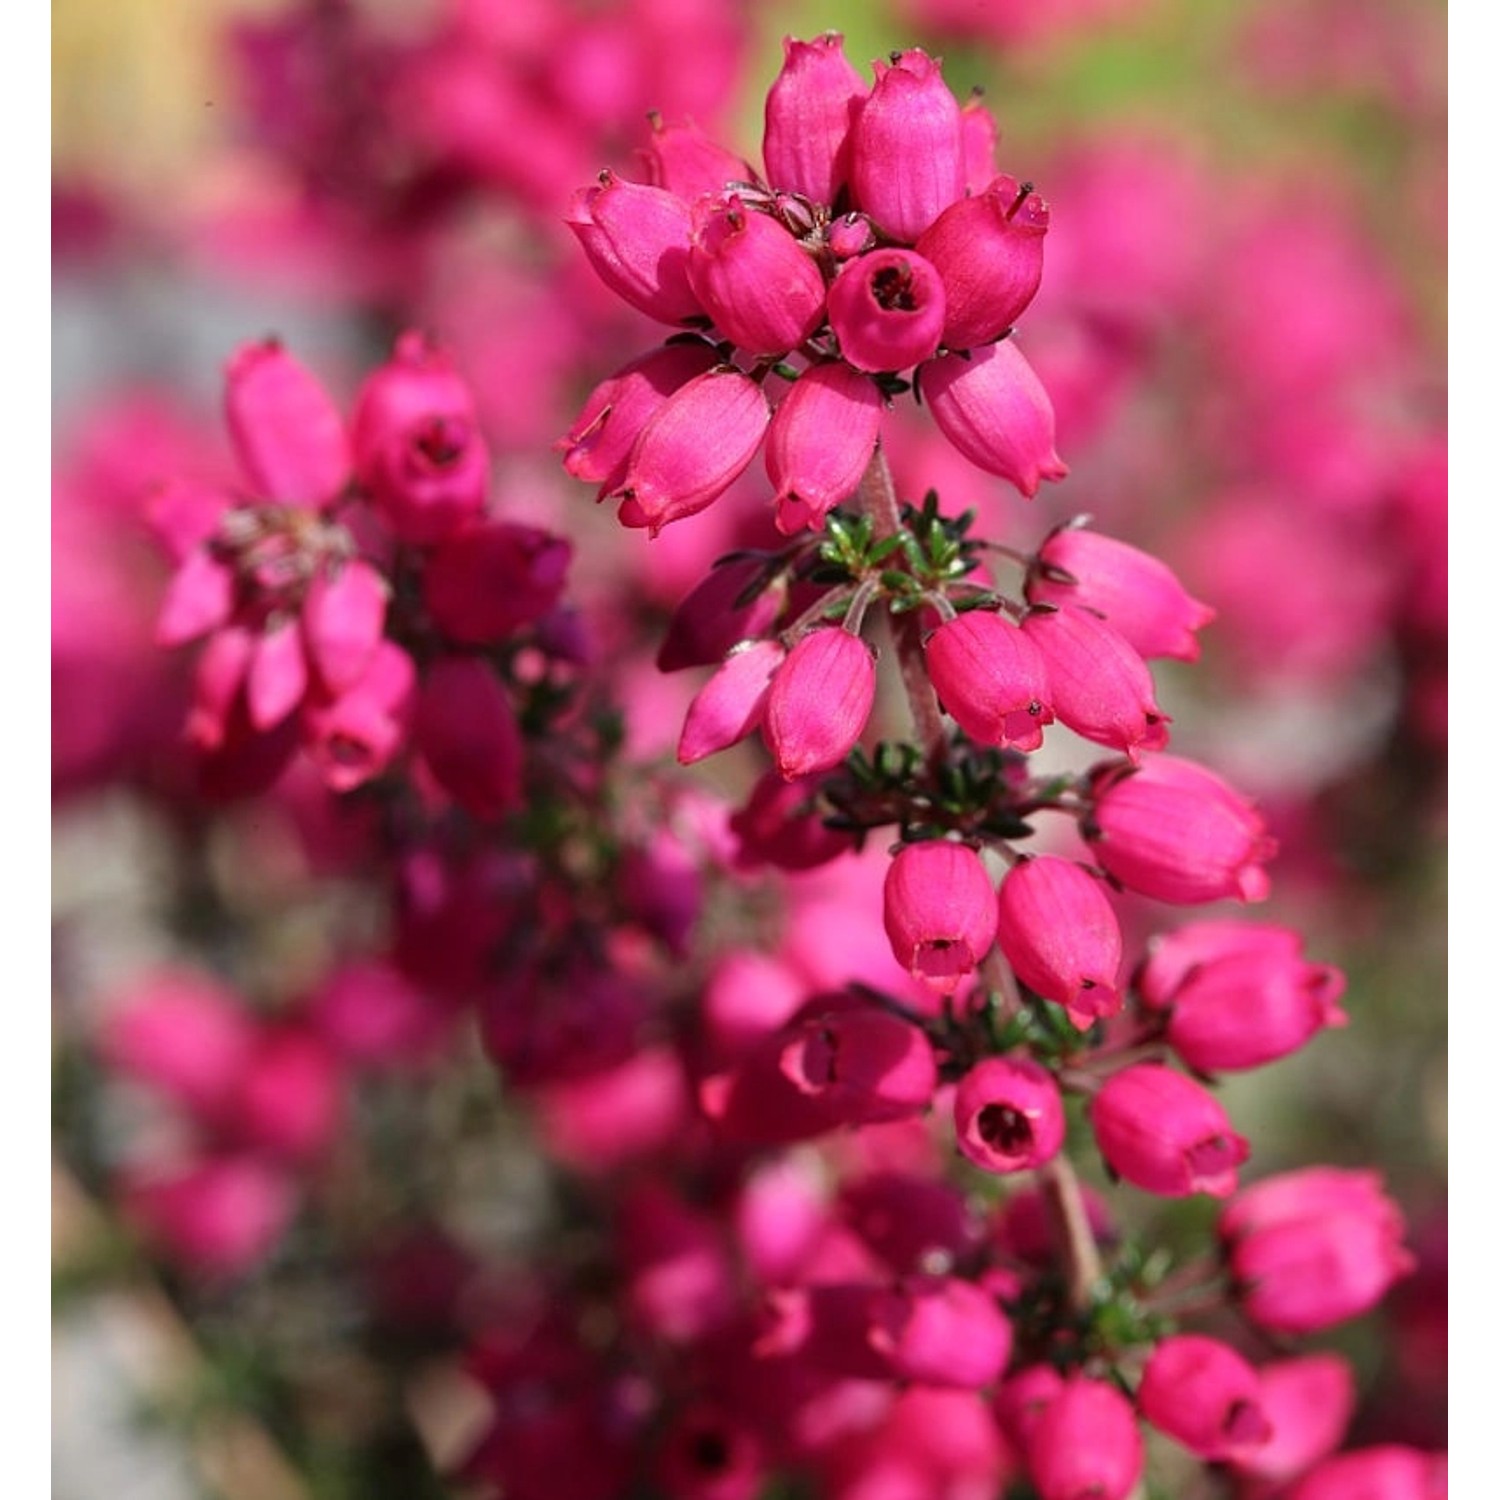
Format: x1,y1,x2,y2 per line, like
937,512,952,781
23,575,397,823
1039,1152,1104,1312
856,447,948,769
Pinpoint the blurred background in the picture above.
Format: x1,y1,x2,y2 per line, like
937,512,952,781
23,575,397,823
53,0,1446,1495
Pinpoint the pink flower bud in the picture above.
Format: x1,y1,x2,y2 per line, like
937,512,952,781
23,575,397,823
1288,1446,1448,1500
301,558,388,694
350,333,489,545
882,840,998,995
688,197,827,355
777,1002,938,1125
657,556,787,672
1149,924,1348,1073
224,340,351,506
559,340,721,492
994,1364,1064,1454
1091,1063,1250,1198
119,1154,297,1281
923,609,1053,751
1219,1168,1415,1334
953,1056,1065,1173
827,248,947,373
1139,1334,1272,1461
655,1403,764,1500
98,970,256,1121
1028,525,1216,662
827,212,876,259
678,639,786,765
765,362,883,533
301,639,416,792
246,619,310,732
1027,1376,1145,1500
916,176,1049,348
959,96,1001,194
421,521,571,644
186,625,256,752
995,856,1123,1025
416,655,523,819
566,171,702,325
611,368,770,534
1227,1354,1356,1484
867,1275,1012,1388
1022,605,1170,761
763,627,876,778
728,771,858,871
640,117,752,201
922,340,1068,497
849,49,964,242
156,547,236,647
1086,755,1278,904
762,33,868,205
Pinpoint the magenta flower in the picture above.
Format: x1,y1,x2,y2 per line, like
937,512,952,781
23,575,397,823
826,248,947,373
1138,1334,1272,1462
1091,1063,1250,1198
1027,1376,1145,1500
995,855,1123,1025
764,361,883,534
923,609,1053,751
952,1056,1065,1173
882,840,998,995
1219,1167,1415,1333
762,627,876,778
1086,754,1278,904
761,32,869,205
677,640,786,765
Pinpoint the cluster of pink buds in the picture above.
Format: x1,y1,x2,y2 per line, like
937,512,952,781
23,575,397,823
562,34,1067,535
152,335,572,804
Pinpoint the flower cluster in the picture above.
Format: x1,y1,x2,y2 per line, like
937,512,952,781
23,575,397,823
562,36,1066,536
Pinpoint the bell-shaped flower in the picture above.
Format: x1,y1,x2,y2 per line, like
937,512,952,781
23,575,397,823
995,856,1123,1027
1086,755,1278,904
762,32,868,206
849,48,964,242
882,839,998,995
827,248,947,373
762,626,876,778
1091,1063,1250,1198
765,361,883,533
923,608,1053,751
953,1056,1066,1174
677,639,786,765
916,175,1049,348
922,340,1068,497
1138,1335,1273,1462
1023,605,1170,762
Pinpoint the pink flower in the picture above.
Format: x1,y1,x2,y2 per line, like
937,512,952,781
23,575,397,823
301,639,416,792
1138,1334,1272,1461
301,559,388,694
923,609,1053,751
916,175,1050,348
765,361,883,533
826,248,947,373
657,556,788,672
349,332,490,544
849,48,964,242
882,840,998,995
1027,1375,1144,1500
565,171,701,325
922,340,1068,497
610,367,770,534
1288,1446,1448,1500
994,855,1123,1026
866,1275,1013,1388
1219,1168,1415,1334
1028,524,1215,662
953,1056,1065,1173
762,627,876,778
415,656,523,819
1090,1063,1250,1198
1141,920,1348,1072
678,640,786,765
1086,754,1278,904
688,196,827,355
761,32,868,205
1022,605,1171,762
1226,1354,1356,1484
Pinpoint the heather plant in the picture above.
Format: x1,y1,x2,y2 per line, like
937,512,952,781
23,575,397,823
52,5,1446,1498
